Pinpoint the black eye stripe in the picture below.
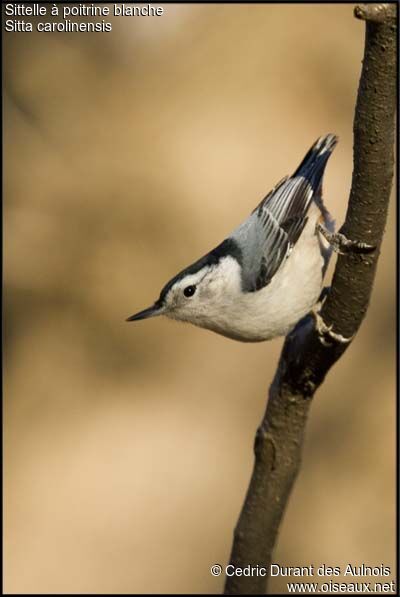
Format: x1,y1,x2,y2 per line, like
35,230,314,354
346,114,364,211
183,285,196,297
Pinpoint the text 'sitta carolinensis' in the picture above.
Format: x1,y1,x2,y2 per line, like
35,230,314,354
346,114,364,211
127,134,338,342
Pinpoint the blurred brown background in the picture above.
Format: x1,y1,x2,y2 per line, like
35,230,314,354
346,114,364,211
4,3,396,594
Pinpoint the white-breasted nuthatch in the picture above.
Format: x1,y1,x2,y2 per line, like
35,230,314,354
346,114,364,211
127,135,340,342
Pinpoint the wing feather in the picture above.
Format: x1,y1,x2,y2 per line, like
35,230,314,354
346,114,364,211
231,134,337,292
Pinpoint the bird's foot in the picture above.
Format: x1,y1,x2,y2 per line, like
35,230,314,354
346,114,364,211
317,286,330,306
311,308,354,347
316,223,376,255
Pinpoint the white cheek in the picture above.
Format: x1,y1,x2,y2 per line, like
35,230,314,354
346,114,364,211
209,259,242,295
167,256,242,321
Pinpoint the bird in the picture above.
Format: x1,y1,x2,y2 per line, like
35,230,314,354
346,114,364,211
127,134,338,342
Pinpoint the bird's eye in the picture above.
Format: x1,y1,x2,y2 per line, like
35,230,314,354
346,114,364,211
183,285,196,298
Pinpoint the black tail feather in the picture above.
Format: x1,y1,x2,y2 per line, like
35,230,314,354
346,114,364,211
293,134,338,191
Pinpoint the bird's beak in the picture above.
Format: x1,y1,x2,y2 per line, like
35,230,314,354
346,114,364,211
126,302,164,322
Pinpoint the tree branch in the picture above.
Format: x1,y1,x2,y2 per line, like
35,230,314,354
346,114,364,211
224,4,397,595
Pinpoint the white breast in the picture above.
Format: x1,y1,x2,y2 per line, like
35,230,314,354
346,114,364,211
196,203,332,342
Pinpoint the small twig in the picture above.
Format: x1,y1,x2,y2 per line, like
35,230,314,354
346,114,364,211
354,2,396,23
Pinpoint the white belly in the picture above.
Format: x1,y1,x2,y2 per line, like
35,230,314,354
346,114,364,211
199,206,331,342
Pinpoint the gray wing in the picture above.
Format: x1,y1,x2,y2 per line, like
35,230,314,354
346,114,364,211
231,176,313,292
230,134,337,293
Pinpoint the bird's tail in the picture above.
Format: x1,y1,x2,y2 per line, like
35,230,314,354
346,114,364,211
293,134,338,191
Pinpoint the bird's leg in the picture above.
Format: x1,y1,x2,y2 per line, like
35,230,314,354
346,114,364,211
317,286,330,306
311,308,355,347
316,223,376,255
311,286,354,346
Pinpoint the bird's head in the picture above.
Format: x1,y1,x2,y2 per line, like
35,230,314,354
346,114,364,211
126,240,243,327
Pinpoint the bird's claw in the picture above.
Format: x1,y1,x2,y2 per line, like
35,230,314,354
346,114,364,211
316,223,376,255
311,308,354,347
